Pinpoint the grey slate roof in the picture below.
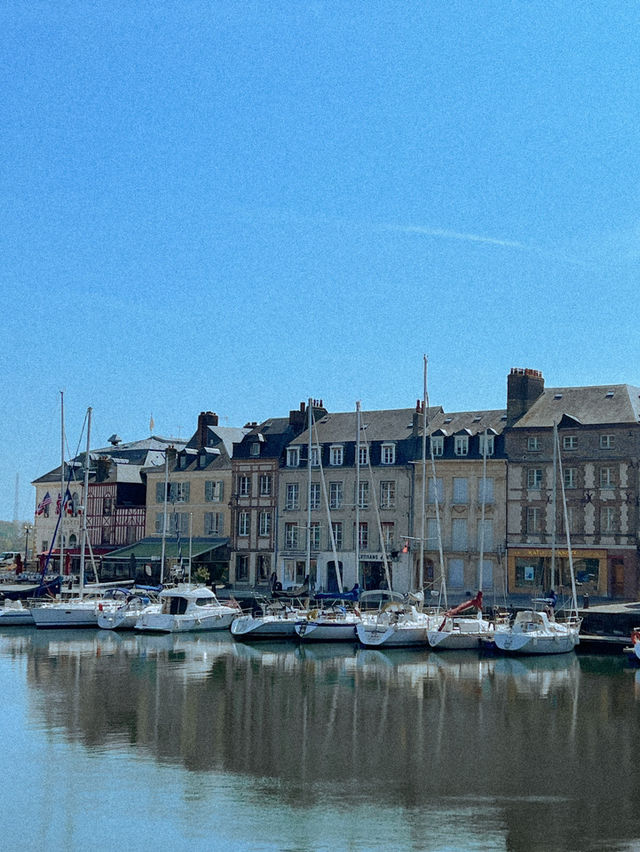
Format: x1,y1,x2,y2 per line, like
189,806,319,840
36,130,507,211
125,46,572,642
429,409,507,437
512,385,640,428
290,407,443,445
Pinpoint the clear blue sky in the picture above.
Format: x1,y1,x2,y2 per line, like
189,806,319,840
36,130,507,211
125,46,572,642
2,1,639,521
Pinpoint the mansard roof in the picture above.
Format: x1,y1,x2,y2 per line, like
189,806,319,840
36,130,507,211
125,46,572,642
233,416,301,459
428,409,507,437
289,406,444,446
32,436,186,486
511,384,640,428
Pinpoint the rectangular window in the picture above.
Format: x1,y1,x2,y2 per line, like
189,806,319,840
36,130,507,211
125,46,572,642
358,522,368,550
259,474,271,496
357,480,369,509
600,434,614,449
284,522,298,549
310,446,321,467
452,477,468,504
478,477,494,504
310,521,321,550
381,443,396,465
286,483,299,510
481,559,493,590
238,475,251,497
427,477,444,504
563,435,577,450
169,512,189,534
358,445,368,466
478,434,494,457
448,558,464,589
331,521,343,550
527,506,544,534
600,467,615,487
527,469,543,489
454,435,469,457
204,512,224,535
249,443,260,457
205,480,223,502
155,512,164,534
427,518,440,549
169,482,190,503
560,505,577,534
330,445,344,466
310,482,321,510
564,468,577,489
601,507,615,533
259,511,271,537
380,481,396,509
452,518,468,551
236,554,249,581
156,481,167,503
238,511,250,537
527,436,540,451
287,447,300,467
381,521,394,548
329,481,343,510
477,519,494,552
430,435,444,457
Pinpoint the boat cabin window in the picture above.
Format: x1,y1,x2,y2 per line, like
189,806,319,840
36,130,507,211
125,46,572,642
163,596,189,615
195,597,212,607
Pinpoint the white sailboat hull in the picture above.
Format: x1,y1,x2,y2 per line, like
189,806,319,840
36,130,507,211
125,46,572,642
492,610,580,655
296,617,359,642
356,621,428,648
230,613,301,640
32,601,99,629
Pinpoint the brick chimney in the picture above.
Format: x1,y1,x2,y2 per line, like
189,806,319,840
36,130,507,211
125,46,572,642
507,368,545,425
197,411,219,448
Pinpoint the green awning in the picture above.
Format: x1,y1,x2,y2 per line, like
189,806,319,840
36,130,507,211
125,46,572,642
105,537,229,561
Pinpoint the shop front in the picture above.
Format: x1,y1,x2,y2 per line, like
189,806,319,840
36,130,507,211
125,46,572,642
507,546,607,599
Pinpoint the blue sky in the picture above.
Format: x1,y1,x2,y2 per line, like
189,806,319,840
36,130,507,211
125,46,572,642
2,1,640,520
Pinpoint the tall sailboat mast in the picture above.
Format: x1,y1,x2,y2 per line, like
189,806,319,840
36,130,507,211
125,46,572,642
419,356,427,592
478,427,488,594
59,390,65,580
356,401,361,589
79,407,92,597
306,398,313,582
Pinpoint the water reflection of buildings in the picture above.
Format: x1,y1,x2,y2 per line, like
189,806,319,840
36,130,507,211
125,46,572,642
8,630,640,849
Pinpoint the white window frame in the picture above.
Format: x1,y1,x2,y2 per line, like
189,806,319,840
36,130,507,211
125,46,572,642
238,511,250,537
601,506,615,533
310,446,321,467
479,433,494,457
357,480,369,509
310,482,321,510
259,474,271,496
454,435,469,457
563,468,577,489
563,435,577,450
527,436,541,451
287,447,300,468
380,480,395,509
527,469,543,489
527,506,544,534
358,521,368,550
309,521,321,550
286,482,299,510
284,522,298,549
381,443,396,465
205,480,223,502
238,475,251,497
430,435,444,457
600,467,614,488
600,434,614,449
258,511,271,537
358,445,368,466
331,521,343,549
330,445,344,466
329,481,343,510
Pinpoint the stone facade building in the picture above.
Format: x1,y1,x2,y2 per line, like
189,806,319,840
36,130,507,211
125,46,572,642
504,368,640,600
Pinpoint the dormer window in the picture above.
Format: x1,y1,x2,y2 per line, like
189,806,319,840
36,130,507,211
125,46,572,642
430,436,444,457
454,435,469,457
310,446,321,467
358,445,368,466
287,447,300,467
250,443,260,457
330,445,344,466
381,443,396,465
478,434,494,457
178,454,188,470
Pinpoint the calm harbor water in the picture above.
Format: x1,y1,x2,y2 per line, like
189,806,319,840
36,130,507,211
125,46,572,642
1,627,639,852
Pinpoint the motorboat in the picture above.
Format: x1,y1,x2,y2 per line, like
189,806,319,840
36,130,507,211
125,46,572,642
135,585,240,633
31,587,131,629
230,600,307,641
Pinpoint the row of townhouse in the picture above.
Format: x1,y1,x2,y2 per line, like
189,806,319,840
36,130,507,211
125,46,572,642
30,367,640,600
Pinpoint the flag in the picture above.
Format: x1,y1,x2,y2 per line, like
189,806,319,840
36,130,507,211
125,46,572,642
36,492,51,515
56,493,62,515
64,489,74,516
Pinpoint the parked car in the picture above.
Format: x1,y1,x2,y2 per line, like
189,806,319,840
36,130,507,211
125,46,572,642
0,552,21,566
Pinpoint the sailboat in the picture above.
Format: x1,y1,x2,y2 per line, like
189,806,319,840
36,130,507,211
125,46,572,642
357,359,444,649
32,406,125,629
493,423,582,655
427,427,505,650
